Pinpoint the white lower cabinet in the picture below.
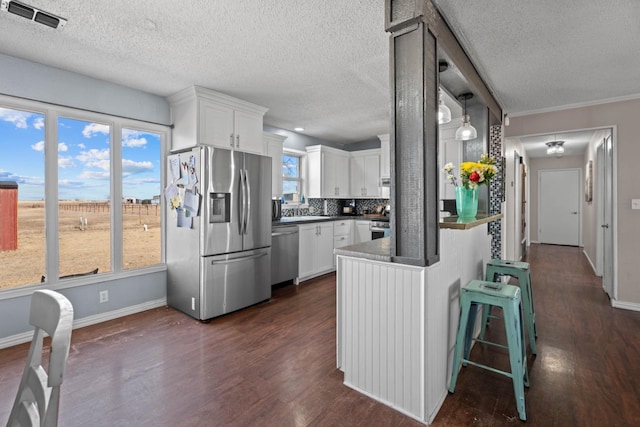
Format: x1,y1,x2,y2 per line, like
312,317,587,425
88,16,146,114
298,222,334,281
333,219,353,267
354,220,372,244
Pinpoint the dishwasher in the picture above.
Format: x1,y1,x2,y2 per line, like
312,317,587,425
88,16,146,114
271,225,299,286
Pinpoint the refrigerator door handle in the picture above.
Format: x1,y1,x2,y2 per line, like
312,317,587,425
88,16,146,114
244,168,251,235
239,169,246,235
209,251,268,265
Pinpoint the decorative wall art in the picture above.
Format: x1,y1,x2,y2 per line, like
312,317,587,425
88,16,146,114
585,160,593,203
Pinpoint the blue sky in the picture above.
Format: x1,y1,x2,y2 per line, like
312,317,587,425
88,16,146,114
0,107,161,201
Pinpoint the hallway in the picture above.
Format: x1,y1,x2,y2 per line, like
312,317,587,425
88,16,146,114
434,243,640,425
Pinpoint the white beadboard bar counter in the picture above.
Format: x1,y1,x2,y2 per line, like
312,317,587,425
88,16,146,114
334,213,502,424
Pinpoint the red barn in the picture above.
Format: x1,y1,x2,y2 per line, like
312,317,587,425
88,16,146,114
0,181,18,252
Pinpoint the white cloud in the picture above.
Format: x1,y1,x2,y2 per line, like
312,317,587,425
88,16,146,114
58,142,68,152
79,170,110,180
122,159,153,175
58,156,75,168
82,123,110,138
31,141,45,151
77,143,86,149
76,148,110,171
123,137,147,148
0,108,31,129
33,117,44,130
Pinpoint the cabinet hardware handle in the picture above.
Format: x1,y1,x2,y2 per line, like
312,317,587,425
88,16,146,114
230,133,234,147
236,134,240,147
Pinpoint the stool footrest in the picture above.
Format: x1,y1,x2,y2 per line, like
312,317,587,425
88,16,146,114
461,359,514,379
472,337,509,350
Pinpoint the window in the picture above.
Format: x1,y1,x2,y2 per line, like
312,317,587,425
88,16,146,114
0,107,46,289
0,96,166,291
282,153,302,202
57,116,112,277
121,128,161,270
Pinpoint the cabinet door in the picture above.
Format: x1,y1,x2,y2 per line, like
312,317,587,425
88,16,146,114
322,152,338,197
234,110,263,154
316,223,335,273
298,225,317,279
363,154,380,197
199,100,234,148
354,221,371,244
350,156,366,197
335,154,350,197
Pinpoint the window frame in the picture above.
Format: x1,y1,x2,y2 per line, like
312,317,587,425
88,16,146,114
282,148,306,206
0,94,169,299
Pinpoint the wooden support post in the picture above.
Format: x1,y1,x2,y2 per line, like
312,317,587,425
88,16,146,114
386,0,439,266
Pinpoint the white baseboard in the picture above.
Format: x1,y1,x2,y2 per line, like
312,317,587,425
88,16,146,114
0,298,167,350
612,299,640,312
582,249,599,275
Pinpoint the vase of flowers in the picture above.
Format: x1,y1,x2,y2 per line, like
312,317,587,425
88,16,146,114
442,154,498,219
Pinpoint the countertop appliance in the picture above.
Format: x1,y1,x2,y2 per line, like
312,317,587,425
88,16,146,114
166,146,272,320
271,225,299,286
370,218,390,240
272,198,282,220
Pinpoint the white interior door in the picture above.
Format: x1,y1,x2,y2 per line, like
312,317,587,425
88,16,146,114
602,134,614,297
539,169,581,246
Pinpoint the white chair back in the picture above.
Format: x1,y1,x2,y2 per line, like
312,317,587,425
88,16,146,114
7,290,74,427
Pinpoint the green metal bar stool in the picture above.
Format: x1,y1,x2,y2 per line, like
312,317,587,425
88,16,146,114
449,280,529,421
481,259,537,355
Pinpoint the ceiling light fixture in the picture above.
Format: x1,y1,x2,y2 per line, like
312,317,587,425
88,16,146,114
294,127,304,132
546,140,565,157
437,88,451,124
455,93,477,141
1,0,67,30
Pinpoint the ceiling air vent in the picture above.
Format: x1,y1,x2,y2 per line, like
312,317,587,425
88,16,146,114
1,0,67,30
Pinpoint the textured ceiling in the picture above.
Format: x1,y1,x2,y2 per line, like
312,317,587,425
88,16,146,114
1,1,638,147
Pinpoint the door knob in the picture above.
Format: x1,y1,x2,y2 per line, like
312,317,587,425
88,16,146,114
571,211,578,214
601,224,609,228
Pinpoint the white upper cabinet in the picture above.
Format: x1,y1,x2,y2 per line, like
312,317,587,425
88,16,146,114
350,149,381,198
306,145,350,198
168,86,268,154
264,132,286,199
379,134,390,180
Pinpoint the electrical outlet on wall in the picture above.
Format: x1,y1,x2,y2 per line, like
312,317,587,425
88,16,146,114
99,290,109,303
632,199,640,210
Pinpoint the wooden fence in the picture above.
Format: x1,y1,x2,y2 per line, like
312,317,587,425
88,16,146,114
58,202,160,216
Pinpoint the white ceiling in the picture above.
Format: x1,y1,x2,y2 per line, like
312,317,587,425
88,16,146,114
1,1,638,150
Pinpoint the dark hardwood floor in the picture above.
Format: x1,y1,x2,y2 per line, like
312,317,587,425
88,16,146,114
1,243,639,426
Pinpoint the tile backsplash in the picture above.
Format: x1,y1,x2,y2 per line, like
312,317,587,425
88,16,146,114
282,198,389,217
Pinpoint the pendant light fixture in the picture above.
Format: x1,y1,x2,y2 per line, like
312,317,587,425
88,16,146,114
546,139,565,156
437,88,452,124
455,93,478,141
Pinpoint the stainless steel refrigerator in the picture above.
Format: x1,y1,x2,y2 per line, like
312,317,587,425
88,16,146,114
166,146,272,320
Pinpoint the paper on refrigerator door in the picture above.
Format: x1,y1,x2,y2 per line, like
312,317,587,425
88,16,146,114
176,208,193,228
184,188,201,217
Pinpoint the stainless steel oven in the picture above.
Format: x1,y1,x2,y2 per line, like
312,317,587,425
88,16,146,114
370,220,389,240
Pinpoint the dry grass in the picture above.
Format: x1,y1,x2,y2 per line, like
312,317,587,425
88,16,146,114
0,201,161,290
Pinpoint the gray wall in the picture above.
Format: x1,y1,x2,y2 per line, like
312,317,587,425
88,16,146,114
0,53,170,346
0,53,170,125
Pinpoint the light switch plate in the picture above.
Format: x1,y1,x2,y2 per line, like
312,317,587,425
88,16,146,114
632,199,640,210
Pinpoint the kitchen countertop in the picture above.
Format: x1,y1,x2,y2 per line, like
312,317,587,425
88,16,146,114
334,237,392,262
439,213,503,230
333,213,503,262
273,215,388,226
